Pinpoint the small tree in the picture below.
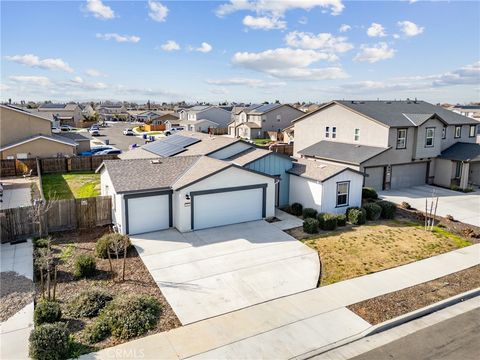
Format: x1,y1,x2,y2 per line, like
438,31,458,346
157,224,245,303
29,194,57,238
108,234,130,281
35,245,57,301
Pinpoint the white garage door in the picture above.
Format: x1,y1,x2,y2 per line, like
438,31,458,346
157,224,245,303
391,163,427,189
127,194,170,235
193,187,264,230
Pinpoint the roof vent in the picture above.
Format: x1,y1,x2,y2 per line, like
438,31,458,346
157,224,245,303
150,159,162,164
316,164,327,169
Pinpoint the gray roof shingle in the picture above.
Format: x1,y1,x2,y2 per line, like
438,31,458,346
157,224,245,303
298,140,389,165
438,142,480,162
287,158,361,182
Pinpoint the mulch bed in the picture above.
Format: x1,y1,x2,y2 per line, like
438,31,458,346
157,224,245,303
35,227,181,351
348,265,480,325
0,271,34,322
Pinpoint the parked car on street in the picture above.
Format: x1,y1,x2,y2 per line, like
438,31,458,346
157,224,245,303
123,128,135,136
60,125,73,132
95,148,122,155
79,146,113,156
51,127,61,134
164,127,184,136
90,124,100,130
89,128,100,136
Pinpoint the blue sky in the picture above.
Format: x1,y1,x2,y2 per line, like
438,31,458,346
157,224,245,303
1,0,479,104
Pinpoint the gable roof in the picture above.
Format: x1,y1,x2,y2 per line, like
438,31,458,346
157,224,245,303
438,142,480,162
287,158,364,183
0,104,54,123
0,134,78,151
299,140,389,165
247,103,283,115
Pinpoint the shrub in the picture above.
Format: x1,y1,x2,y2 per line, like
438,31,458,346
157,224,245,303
322,213,338,231
96,295,161,341
400,201,412,209
33,238,50,249
290,203,303,216
74,254,96,278
348,208,366,225
67,289,113,318
95,233,131,259
317,213,326,229
377,200,397,219
336,214,347,227
302,208,318,219
84,317,111,344
345,206,360,218
363,203,382,221
29,322,70,360
303,218,319,234
34,301,61,326
445,214,455,221
362,187,378,200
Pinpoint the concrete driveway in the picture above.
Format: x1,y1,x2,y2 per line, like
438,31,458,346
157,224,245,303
131,220,320,324
379,185,480,227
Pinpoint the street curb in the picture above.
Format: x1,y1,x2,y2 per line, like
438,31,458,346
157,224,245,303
295,288,480,360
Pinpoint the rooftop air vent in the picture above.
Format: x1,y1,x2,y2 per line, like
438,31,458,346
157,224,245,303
150,159,162,164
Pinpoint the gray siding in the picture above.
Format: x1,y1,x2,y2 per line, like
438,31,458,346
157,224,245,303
413,118,443,159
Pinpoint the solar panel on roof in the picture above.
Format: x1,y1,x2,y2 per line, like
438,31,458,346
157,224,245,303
143,141,185,157
162,135,201,148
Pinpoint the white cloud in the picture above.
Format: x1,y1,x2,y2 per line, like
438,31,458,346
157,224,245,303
268,67,348,80
86,0,115,19
160,40,180,51
85,68,106,77
397,20,424,37
148,0,168,22
72,76,84,84
353,42,395,63
339,24,351,32
367,23,387,37
206,77,286,88
5,54,74,73
431,61,479,87
9,75,52,87
0,83,11,91
196,42,213,53
243,15,286,30
285,31,353,53
209,88,230,95
96,33,140,43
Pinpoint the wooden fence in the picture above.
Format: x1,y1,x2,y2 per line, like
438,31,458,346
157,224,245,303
0,196,112,243
269,144,293,156
0,155,118,177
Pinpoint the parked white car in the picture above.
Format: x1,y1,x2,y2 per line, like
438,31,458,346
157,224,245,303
60,125,73,132
123,128,134,136
164,127,185,136
95,148,122,155
51,127,61,134
89,128,100,136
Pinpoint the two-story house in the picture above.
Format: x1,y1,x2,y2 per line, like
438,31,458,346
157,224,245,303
228,104,304,140
36,103,83,127
292,100,480,191
0,105,86,159
96,104,128,122
177,106,231,128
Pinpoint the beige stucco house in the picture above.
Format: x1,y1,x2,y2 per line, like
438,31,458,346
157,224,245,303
36,103,83,127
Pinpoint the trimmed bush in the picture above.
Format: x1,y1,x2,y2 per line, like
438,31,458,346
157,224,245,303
302,208,318,219
290,203,303,216
303,218,319,234
33,238,50,249
336,214,347,227
84,317,111,344
363,203,382,221
93,295,161,341
74,254,96,278
348,208,366,225
362,187,378,200
377,200,397,219
34,301,61,326
345,206,359,218
67,289,113,318
317,213,326,229
322,213,338,231
95,233,131,259
29,322,70,360
400,201,412,209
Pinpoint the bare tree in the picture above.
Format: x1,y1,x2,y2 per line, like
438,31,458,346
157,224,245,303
108,235,127,281
35,244,55,300
29,193,57,237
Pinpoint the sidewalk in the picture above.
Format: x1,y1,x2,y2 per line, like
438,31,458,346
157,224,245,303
82,244,479,360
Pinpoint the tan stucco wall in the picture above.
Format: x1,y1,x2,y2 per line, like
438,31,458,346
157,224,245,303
0,106,52,146
76,141,91,153
1,138,75,159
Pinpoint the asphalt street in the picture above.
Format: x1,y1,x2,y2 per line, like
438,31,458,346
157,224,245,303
82,122,147,151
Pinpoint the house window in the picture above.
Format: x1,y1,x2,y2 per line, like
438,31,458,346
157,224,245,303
336,181,349,207
354,128,360,141
276,114,281,122
455,162,463,178
396,128,407,149
469,125,476,137
425,127,435,147
325,126,330,138
332,127,337,139
454,126,461,138
442,127,446,139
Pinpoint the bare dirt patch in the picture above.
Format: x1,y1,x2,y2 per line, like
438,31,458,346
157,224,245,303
35,227,181,352
0,271,34,322
348,265,480,325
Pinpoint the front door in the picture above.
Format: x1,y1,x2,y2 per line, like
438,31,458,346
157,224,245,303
383,165,392,190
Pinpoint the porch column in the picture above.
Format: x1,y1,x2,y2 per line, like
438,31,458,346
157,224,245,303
459,162,470,190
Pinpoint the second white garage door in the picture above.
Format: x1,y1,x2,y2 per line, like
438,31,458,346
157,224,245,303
127,194,170,235
192,187,264,230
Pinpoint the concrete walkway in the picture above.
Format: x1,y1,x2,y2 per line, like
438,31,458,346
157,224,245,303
131,221,319,324
0,181,32,210
379,185,480,227
82,244,479,360
272,208,303,230
0,240,34,360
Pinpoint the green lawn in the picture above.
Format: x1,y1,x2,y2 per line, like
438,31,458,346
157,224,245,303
253,138,272,146
42,172,101,200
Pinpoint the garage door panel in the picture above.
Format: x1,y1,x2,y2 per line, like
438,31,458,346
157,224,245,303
193,188,263,230
128,194,170,235
364,167,384,191
391,163,427,189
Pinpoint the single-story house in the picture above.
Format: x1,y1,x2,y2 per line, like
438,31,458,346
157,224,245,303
98,156,276,235
287,158,364,214
165,119,219,133
0,134,77,159
435,142,480,188
58,132,91,153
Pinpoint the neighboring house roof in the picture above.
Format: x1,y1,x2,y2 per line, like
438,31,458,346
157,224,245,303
0,134,78,151
175,133,240,156
188,105,211,112
226,147,271,166
38,103,78,111
176,119,219,126
299,140,389,165
288,158,364,182
1,104,54,123
59,132,90,142
247,103,283,115
402,113,446,126
118,147,159,160
438,142,480,162
172,156,231,190
453,105,480,110
238,122,261,129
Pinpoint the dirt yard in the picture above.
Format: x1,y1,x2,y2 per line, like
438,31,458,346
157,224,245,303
349,265,480,325
289,219,472,285
35,227,181,353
